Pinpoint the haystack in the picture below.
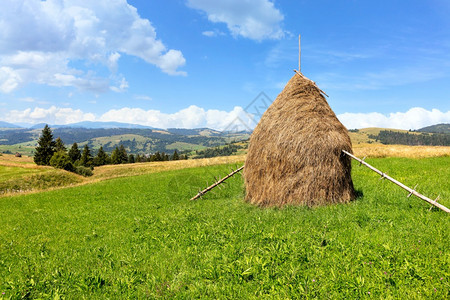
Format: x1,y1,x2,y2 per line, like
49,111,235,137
244,72,356,207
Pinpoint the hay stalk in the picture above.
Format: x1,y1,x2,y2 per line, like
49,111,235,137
190,165,244,201
342,150,449,213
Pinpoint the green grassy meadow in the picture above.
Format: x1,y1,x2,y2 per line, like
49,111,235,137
0,158,449,298
0,145,35,157
0,166,45,182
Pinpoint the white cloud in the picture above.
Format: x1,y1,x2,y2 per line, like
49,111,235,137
0,0,186,93
99,105,253,130
18,96,49,105
202,31,216,37
202,30,226,37
4,105,448,131
187,0,285,41
0,67,22,93
338,107,450,130
110,77,129,93
157,50,187,76
3,105,255,130
5,106,96,125
107,52,121,72
135,95,152,101
19,97,36,103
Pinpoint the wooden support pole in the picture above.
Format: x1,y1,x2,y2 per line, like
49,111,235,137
190,165,244,201
298,34,301,73
342,150,449,213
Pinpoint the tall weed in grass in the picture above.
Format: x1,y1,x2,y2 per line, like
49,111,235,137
0,158,448,298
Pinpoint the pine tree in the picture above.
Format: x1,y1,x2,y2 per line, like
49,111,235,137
93,146,109,166
111,146,120,164
161,152,169,161
80,144,93,167
153,151,162,161
128,154,135,164
55,137,66,152
68,143,81,163
118,144,128,164
171,150,179,161
34,124,56,165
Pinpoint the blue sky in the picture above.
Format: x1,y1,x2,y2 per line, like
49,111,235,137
0,0,449,129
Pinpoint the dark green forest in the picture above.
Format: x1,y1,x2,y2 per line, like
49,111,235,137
193,144,241,158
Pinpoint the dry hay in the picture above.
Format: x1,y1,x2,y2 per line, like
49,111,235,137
244,73,356,207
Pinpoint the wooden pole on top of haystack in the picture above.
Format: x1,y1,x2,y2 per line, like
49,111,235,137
298,34,301,73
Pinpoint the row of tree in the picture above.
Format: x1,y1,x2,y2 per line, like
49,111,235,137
34,125,186,175
193,144,240,159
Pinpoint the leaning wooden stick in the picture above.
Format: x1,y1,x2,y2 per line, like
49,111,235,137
190,165,244,201
342,150,449,213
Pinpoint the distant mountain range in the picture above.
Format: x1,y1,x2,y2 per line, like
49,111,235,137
0,120,448,157
29,121,155,129
0,121,22,128
2,120,448,133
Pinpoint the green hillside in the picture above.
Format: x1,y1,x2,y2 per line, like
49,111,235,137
0,158,448,298
1,125,449,157
0,127,250,156
348,127,450,146
418,123,450,134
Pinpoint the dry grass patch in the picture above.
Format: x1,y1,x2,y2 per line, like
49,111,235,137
353,144,450,158
0,153,45,169
92,155,246,181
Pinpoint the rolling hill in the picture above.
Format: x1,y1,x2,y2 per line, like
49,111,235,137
348,127,450,146
418,123,450,134
0,126,250,156
1,122,448,157
0,121,22,128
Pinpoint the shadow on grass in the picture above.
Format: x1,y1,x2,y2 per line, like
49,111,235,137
353,189,364,201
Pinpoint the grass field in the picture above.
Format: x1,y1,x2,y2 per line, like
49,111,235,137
0,157,449,298
0,154,246,197
0,165,47,181
0,145,35,157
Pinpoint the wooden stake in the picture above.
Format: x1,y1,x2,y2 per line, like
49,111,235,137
190,165,244,201
342,150,449,213
298,34,301,73
429,195,440,211
407,184,418,198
